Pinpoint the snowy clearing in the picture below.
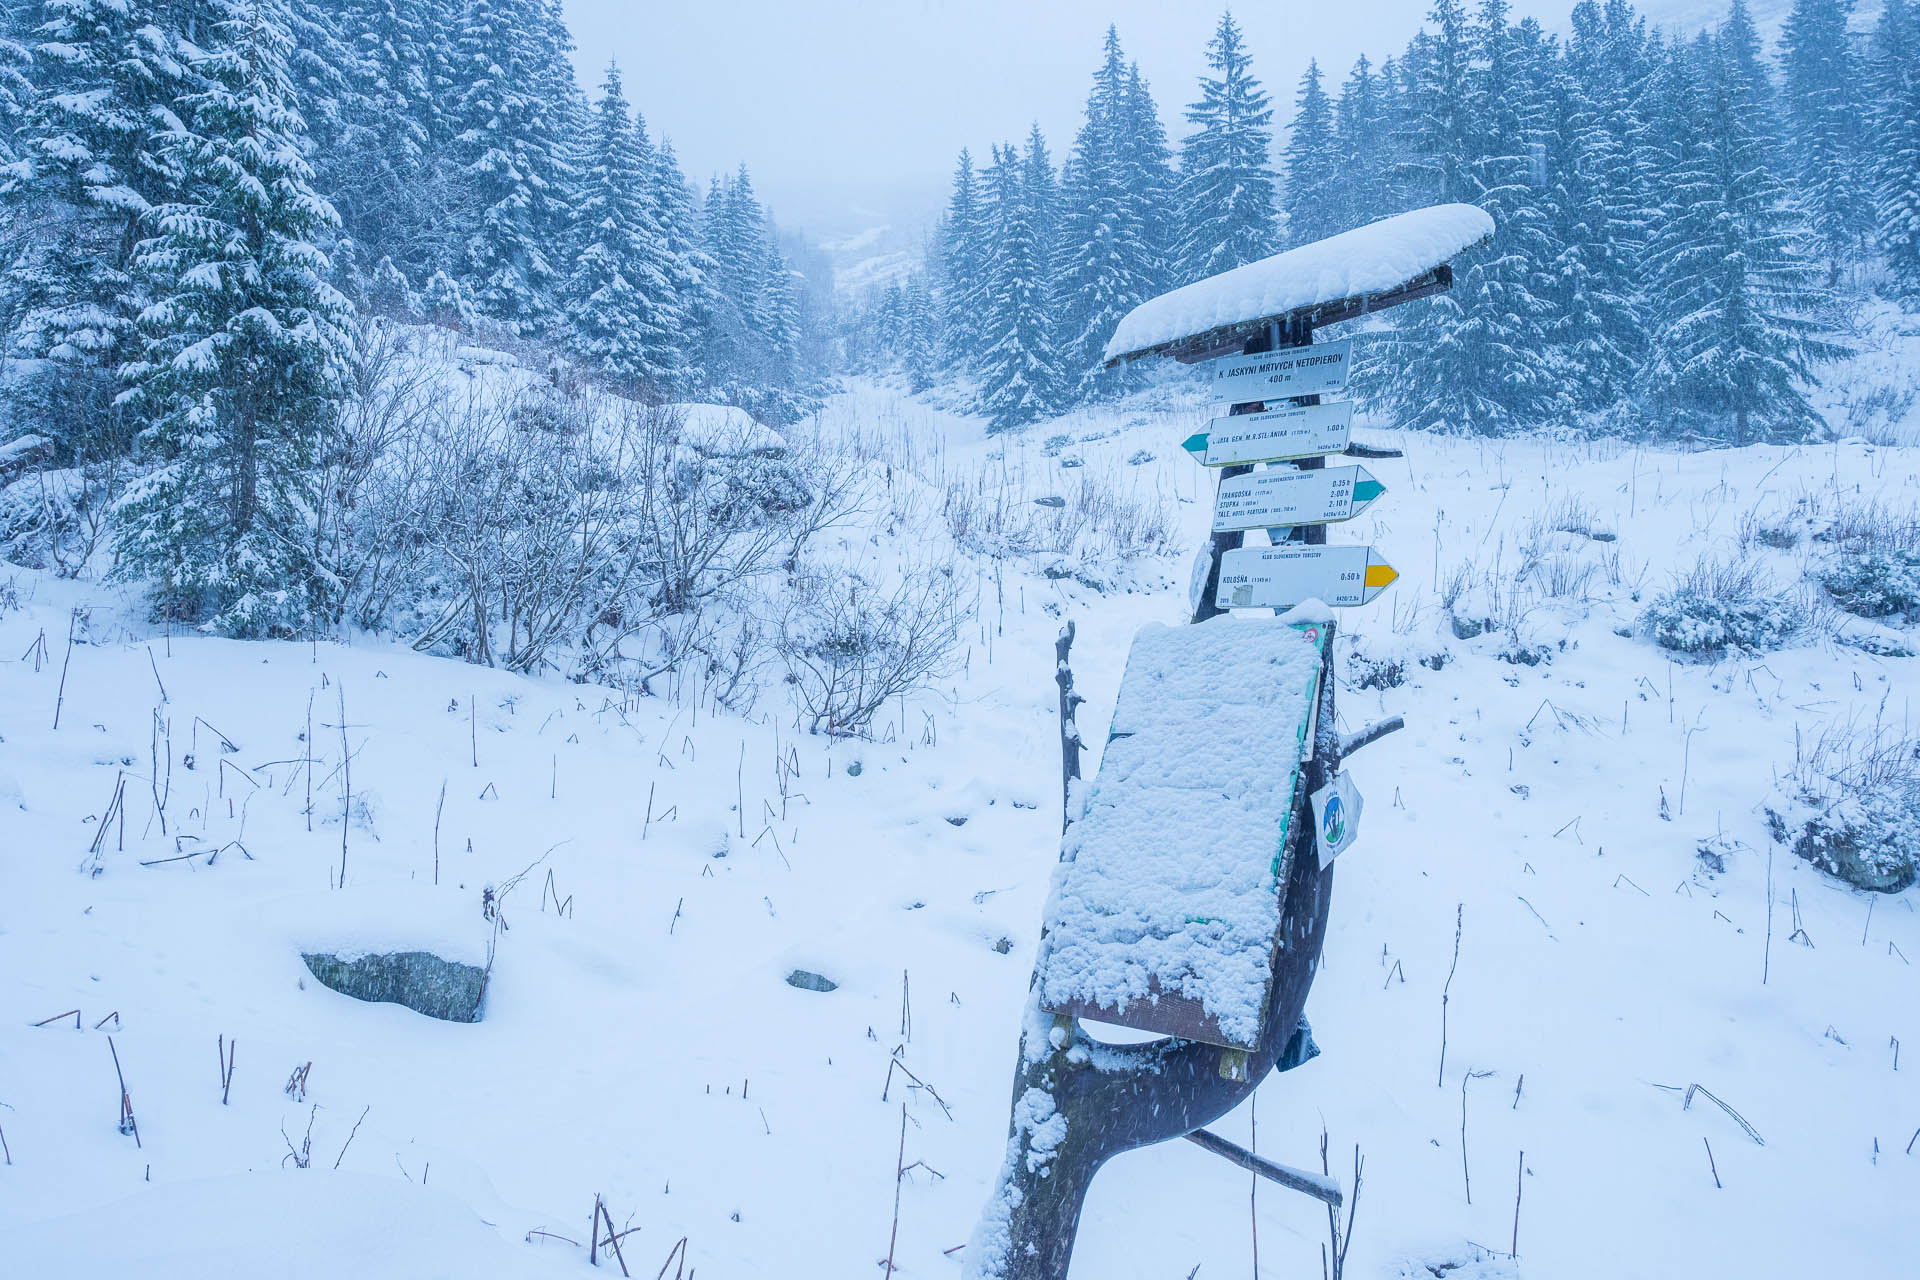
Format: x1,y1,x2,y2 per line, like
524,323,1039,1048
3,378,1918,1277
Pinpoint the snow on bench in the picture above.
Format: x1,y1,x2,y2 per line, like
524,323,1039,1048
1102,202,1495,367
1036,616,1328,1050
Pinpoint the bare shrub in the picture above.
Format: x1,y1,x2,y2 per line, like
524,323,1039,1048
1813,498,1920,621
0,461,121,577
1835,374,1920,446
329,364,861,686
1642,555,1810,657
1769,710,1920,892
778,555,968,736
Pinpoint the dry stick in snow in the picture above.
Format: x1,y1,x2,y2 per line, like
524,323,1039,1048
1764,840,1774,985
883,1103,907,1279
1460,1069,1494,1203
1438,903,1463,1087
146,646,167,703
1,1123,10,1165
108,1036,139,1148
333,1104,369,1170
899,970,911,1043
601,1199,633,1277
1683,1083,1764,1145
881,1058,952,1119
1249,1094,1260,1280
1512,1150,1525,1254
52,608,77,730
218,1035,236,1105
337,685,350,889
652,1237,689,1280
736,740,746,839
304,690,314,833
1703,1137,1720,1189
433,778,447,886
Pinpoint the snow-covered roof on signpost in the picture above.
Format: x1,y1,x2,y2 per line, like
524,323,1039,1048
1102,203,1496,368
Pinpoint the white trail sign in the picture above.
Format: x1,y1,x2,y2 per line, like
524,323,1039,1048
1215,544,1399,610
1206,339,1352,405
1211,465,1385,533
1181,401,1353,466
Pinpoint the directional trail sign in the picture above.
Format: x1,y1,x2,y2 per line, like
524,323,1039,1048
1206,338,1352,405
1216,544,1399,610
1211,465,1385,534
974,204,1492,1280
1181,401,1353,467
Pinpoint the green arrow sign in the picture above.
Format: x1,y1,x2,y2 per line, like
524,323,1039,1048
1212,465,1385,533
1181,401,1353,467
1216,545,1399,610
1205,339,1353,406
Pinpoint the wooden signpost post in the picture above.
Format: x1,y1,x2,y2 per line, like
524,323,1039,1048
966,204,1494,1280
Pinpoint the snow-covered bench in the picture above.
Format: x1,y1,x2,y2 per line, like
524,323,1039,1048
1036,615,1329,1051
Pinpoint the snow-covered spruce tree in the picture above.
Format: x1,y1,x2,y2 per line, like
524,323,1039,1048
1175,9,1279,283
1538,33,1645,410
935,148,989,373
1717,0,1778,150
748,229,809,423
1021,120,1060,287
977,141,1062,433
420,268,473,329
1870,0,1920,298
1368,0,1567,435
1397,0,1477,207
1332,53,1398,234
115,0,355,637
1119,62,1178,299
3,0,197,458
307,0,442,284
563,63,675,393
449,0,571,338
1780,0,1872,281
699,165,767,391
903,277,937,393
1056,26,1153,401
1560,0,1657,394
705,164,765,321
1643,36,1847,441
0,9,29,162
1282,58,1341,247
650,137,721,396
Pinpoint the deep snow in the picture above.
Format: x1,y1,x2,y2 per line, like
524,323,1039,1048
2,372,1919,1279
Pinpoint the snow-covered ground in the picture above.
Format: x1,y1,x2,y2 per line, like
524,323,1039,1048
3,375,1919,1278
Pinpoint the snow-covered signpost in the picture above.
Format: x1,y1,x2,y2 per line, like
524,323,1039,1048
964,204,1494,1280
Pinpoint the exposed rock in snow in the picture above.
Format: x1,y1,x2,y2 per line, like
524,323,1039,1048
303,950,488,1022
784,968,839,992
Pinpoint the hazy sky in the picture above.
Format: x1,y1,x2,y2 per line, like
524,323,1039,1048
561,0,1745,240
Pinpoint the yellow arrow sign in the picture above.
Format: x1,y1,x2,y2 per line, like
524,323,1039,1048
1216,545,1400,610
